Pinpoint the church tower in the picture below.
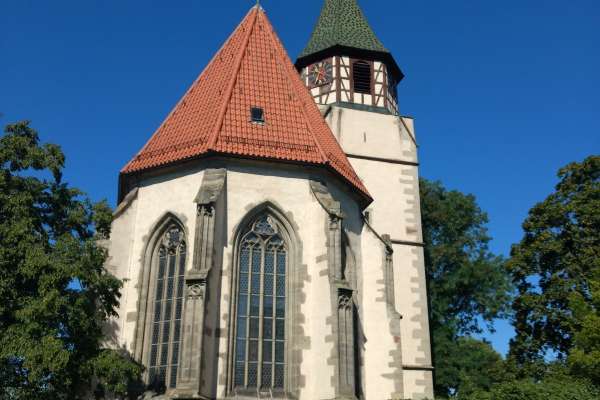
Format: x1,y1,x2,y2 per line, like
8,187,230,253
106,3,433,400
296,1,434,399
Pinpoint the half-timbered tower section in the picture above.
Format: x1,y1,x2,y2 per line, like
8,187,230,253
296,0,402,115
105,2,434,400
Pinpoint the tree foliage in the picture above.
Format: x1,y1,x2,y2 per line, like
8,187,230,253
0,121,142,399
420,179,512,397
462,156,600,399
568,311,600,386
507,156,600,364
442,337,507,398
462,374,599,400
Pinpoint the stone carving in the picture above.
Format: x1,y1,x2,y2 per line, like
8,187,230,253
198,203,214,217
382,234,401,319
337,290,356,395
242,233,261,248
253,215,278,236
187,282,205,299
311,178,359,396
194,168,227,205
113,187,139,219
191,168,226,275
176,168,226,396
310,180,344,219
162,226,185,254
329,215,343,282
266,236,285,251
329,214,341,230
338,292,352,309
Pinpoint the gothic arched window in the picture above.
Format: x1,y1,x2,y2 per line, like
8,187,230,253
233,215,288,391
147,225,186,390
353,60,372,94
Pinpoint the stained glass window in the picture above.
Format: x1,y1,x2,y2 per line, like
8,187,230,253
234,216,287,390
148,226,186,390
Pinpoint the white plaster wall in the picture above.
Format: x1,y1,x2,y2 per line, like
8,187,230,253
109,160,395,399
326,105,434,399
110,168,207,353
394,245,430,368
105,192,139,349
404,370,435,400
349,158,421,242
326,106,418,164
360,228,399,400
324,106,421,243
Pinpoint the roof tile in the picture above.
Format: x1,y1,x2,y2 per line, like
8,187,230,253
122,6,370,200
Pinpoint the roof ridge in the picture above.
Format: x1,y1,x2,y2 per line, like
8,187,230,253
258,10,329,165
207,6,259,150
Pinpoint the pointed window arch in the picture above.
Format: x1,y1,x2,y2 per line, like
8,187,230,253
146,223,187,390
232,214,288,391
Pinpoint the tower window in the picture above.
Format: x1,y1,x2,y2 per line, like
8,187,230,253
251,107,265,123
352,61,372,94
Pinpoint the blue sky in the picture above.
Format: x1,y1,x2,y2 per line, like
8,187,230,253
1,0,599,356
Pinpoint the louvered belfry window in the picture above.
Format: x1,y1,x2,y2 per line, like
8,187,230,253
148,226,186,390
234,215,287,390
353,60,372,94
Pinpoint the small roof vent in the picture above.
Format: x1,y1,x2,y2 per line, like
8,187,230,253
251,107,265,124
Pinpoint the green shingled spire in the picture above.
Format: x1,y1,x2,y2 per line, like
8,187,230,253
299,0,389,58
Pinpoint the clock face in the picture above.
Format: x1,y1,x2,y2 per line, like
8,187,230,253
308,60,333,87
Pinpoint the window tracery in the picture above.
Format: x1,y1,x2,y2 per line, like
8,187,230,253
338,290,355,392
233,215,288,391
148,225,186,390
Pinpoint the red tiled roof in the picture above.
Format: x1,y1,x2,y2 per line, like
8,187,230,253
121,6,370,201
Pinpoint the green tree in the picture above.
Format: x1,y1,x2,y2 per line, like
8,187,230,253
568,312,600,386
0,121,142,399
567,234,600,386
507,156,600,365
447,337,507,398
420,179,512,397
462,368,599,400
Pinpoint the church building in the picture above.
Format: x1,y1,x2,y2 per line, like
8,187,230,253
106,1,434,399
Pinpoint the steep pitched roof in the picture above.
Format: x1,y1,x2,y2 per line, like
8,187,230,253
121,6,370,202
299,0,388,58
295,0,402,80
